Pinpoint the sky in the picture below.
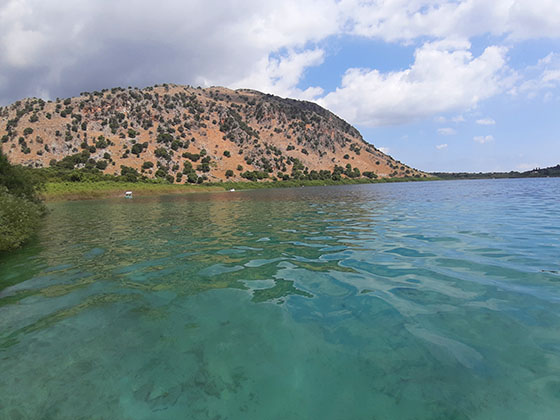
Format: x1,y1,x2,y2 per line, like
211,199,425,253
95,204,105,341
1,0,559,172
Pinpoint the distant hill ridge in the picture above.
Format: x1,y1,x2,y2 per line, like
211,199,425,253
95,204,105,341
0,84,425,183
431,164,560,180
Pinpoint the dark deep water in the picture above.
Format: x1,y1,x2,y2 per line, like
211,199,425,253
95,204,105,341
1,178,560,419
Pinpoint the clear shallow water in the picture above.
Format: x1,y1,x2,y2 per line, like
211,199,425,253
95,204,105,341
1,178,560,419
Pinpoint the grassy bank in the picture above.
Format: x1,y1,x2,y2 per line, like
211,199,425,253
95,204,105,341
210,176,437,191
43,181,223,201
43,176,439,201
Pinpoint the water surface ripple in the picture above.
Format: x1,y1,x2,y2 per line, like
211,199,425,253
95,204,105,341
1,178,560,419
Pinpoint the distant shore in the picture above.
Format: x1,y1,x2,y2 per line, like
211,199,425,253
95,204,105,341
42,177,437,201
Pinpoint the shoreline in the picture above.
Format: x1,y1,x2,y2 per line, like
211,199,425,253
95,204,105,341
42,177,438,202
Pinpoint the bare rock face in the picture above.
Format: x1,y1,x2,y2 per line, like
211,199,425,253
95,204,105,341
0,84,425,182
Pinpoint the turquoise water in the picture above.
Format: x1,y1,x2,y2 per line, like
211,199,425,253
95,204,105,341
1,178,560,419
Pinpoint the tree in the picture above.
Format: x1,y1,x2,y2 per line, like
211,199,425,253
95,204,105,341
0,149,44,251
120,165,140,182
0,188,42,251
182,152,200,161
96,136,108,148
96,160,108,170
0,149,43,203
131,143,143,156
186,172,198,183
155,147,171,160
225,169,234,178
155,167,168,178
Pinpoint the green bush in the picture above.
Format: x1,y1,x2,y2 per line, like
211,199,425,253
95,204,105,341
171,140,182,151
197,162,210,172
155,167,168,178
120,165,140,182
241,170,268,181
0,188,42,251
96,160,108,170
1,150,44,203
131,143,144,156
0,149,45,251
186,172,198,183
96,136,108,148
183,161,193,173
155,147,171,160
182,152,200,161
363,171,378,179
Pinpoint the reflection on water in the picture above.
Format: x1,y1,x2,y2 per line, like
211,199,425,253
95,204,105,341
1,179,560,419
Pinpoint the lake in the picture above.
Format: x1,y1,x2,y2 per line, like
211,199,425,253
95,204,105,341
1,178,560,419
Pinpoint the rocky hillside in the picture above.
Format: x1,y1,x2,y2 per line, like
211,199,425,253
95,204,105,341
0,84,424,183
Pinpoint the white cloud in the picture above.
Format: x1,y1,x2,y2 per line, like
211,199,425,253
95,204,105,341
0,0,558,125
340,0,560,42
517,52,560,98
438,127,456,135
476,118,496,125
473,135,494,144
378,146,390,155
319,41,511,126
229,49,325,100
436,143,448,150
0,0,341,103
451,115,466,123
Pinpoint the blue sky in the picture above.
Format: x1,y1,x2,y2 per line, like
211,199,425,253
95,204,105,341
1,0,559,172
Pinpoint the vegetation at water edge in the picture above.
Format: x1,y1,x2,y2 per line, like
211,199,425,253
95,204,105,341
0,149,45,251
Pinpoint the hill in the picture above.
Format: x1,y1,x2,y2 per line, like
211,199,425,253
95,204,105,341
0,84,424,184
431,165,560,180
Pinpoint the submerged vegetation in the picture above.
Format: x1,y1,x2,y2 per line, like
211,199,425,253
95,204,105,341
0,149,45,251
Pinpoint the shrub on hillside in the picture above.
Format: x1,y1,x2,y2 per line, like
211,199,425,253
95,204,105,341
155,147,171,160
96,160,108,170
96,136,108,148
182,152,200,161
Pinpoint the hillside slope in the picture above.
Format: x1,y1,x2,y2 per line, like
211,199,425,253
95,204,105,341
0,84,424,183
